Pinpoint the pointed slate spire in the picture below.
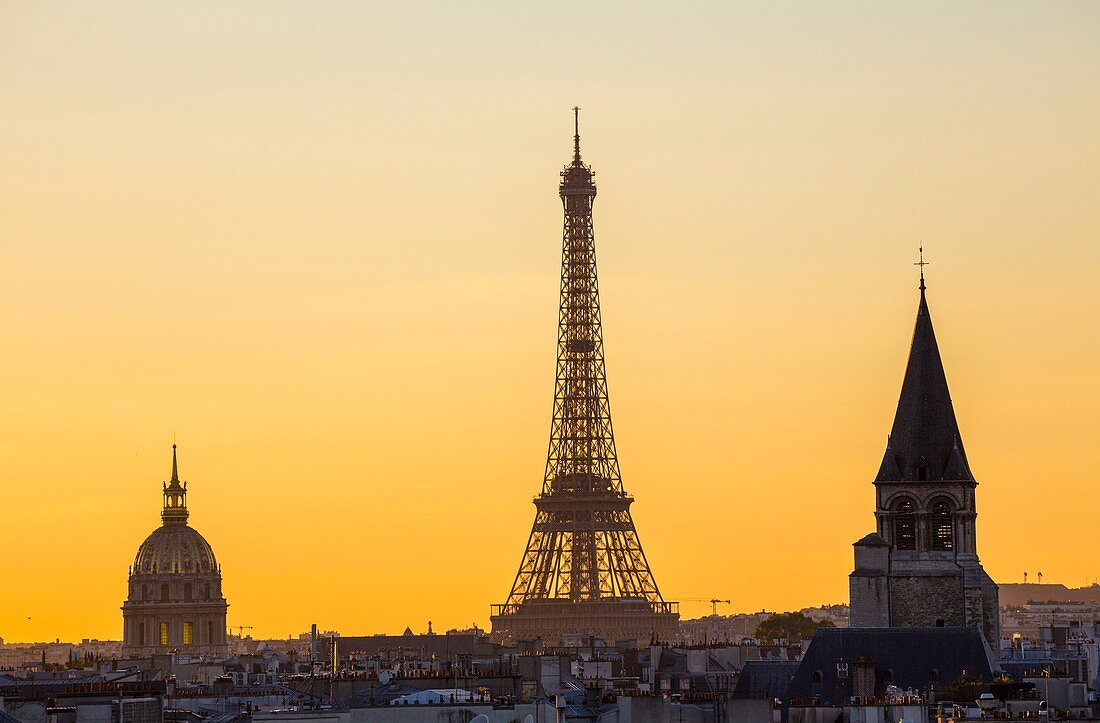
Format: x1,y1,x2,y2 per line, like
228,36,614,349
876,275,974,482
170,443,179,482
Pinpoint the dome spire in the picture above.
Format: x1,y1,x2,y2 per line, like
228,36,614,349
162,443,189,525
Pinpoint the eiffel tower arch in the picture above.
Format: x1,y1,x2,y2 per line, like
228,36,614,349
490,110,679,646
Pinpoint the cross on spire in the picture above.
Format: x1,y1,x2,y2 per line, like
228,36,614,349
915,245,929,291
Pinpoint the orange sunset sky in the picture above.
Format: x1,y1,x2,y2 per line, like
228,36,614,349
1,2,1098,643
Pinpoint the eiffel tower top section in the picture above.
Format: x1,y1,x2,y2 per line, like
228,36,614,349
560,106,596,202
543,107,624,498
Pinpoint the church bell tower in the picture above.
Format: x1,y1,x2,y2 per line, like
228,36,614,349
850,258,1000,651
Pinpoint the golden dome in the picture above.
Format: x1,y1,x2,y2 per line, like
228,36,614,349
129,445,221,578
132,523,219,576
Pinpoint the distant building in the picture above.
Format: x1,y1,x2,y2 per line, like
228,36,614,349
122,445,228,656
849,273,1000,650
679,611,773,645
1002,601,1100,641
999,583,1100,607
0,674,165,723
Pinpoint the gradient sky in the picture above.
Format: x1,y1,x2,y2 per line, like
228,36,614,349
1,1,1098,643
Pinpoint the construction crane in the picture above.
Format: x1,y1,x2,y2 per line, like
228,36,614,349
680,598,732,616
231,625,254,638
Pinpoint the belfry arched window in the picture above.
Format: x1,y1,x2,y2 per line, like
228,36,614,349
930,498,954,551
893,498,917,550
161,583,170,601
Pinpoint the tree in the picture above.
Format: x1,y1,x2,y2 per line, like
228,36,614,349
754,612,834,643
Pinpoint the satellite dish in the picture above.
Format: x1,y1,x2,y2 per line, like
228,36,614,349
470,717,489,723
523,716,535,723
378,671,391,685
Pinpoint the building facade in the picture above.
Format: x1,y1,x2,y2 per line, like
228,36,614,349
122,445,228,656
849,273,1000,650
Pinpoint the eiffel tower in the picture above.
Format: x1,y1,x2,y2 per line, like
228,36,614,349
490,110,679,646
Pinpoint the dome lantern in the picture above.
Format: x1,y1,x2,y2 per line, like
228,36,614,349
161,444,189,525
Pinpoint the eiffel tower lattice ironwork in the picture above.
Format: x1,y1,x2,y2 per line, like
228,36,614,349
490,110,678,645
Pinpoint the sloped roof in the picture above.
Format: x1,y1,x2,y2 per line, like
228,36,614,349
732,660,800,700
853,532,889,547
787,627,997,705
0,709,24,723
344,682,422,707
876,284,974,483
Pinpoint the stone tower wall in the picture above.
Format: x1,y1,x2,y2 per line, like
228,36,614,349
849,573,890,628
888,574,965,628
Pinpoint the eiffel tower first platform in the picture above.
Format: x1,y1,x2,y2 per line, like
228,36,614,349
490,110,679,646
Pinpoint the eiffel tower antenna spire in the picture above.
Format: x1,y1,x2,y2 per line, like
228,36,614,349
572,106,582,163
491,111,679,646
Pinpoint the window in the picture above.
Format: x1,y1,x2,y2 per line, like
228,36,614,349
208,621,215,645
161,583,170,601
184,583,192,602
159,622,169,646
930,499,954,551
183,622,193,645
812,670,823,684
893,498,917,550
137,624,145,647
